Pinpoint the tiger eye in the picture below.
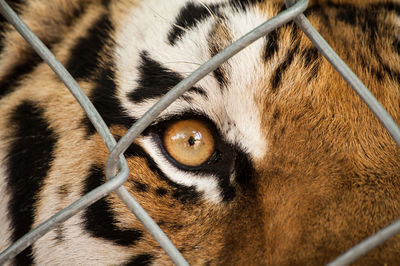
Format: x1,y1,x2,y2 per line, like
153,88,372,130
163,120,215,167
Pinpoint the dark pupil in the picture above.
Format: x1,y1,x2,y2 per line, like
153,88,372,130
188,136,196,146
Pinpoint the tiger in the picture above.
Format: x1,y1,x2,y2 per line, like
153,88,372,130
0,0,400,265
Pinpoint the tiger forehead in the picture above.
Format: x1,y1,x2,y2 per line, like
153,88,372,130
114,0,285,158
113,0,400,162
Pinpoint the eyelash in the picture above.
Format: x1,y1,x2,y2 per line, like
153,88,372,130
150,131,221,171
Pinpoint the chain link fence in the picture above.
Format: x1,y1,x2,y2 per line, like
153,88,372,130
0,0,400,265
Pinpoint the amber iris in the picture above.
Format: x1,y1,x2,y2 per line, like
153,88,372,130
163,119,215,167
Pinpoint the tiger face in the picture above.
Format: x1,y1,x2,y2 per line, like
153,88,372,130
0,0,400,265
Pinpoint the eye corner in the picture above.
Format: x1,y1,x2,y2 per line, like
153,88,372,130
206,149,222,165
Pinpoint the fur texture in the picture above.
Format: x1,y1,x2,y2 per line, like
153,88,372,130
0,0,400,265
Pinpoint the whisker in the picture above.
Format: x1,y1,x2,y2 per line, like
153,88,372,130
162,61,203,66
146,5,191,35
197,0,218,20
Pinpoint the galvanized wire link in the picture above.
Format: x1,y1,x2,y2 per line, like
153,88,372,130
285,0,400,264
105,0,310,190
327,218,400,266
104,1,308,264
0,1,186,265
0,0,115,149
285,0,400,148
2,0,400,264
0,162,130,265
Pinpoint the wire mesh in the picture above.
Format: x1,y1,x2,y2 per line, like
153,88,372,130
0,0,399,265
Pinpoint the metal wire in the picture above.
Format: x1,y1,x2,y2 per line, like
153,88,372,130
285,0,400,147
1,0,400,265
0,0,186,265
104,1,308,264
0,0,309,264
0,162,129,265
327,219,400,266
105,0,309,223
285,0,400,264
104,0,309,198
0,0,115,149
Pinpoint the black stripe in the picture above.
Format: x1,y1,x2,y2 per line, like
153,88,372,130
270,41,300,92
372,42,400,84
125,254,154,266
131,181,149,192
124,143,201,204
128,51,207,104
272,107,280,121
336,5,379,43
230,0,264,11
155,187,168,196
0,53,43,99
83,165,143,246
307,61,320,83
0,0,25,53
333,3,400,43
302,47,319,68
332,2,400,23
189,86,208,98
305,4,332,32
101,0,111,7
168,2,222,45
371,2,400,15
208,26,229,88
211,53,229,88
212,65,227,89
263,28,280,62
233,148,256,190
289,22,300,42
329,2,400,84
129,51,181,103
382,64,400,84
54,226,65,242
58,184,70,197
64,2,90,27
302,47,320,82
6,101,57,265
83,63,136,135
394,39,400,57
335,5,357,25
263,4,285,62
0,2,89,99
65,14,111,80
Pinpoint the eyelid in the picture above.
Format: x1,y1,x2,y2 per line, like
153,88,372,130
151,132,207,171
144,112,235,175
147,111,208,128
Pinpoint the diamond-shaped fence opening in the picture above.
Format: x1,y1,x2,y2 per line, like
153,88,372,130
0,0,399,265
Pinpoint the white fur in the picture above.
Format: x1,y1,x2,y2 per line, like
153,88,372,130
32,139,133,265
114,0,270,202
1,4,273,263
115,0,267,155
32,213,132,265
139,137,223,203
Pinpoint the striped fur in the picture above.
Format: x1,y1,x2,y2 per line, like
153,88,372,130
1,0,400,265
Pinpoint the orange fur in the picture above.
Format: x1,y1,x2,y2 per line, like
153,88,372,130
0,0,399,265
